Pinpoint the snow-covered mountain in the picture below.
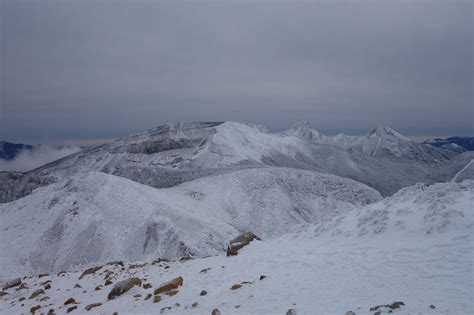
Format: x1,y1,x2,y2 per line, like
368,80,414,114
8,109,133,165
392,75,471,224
0,168,381,282
0,121,470,204
1,180,471,315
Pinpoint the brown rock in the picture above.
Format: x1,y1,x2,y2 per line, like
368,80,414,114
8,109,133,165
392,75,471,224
30,305,41,314
64,297,77,305
3,278,21,290
143,283,152,289
79,266,102,279
39,296,50,301
153,295,161,303
0,291,7,298
85,303,102,311
67,306,77,313
230,284,242,290
29,289,45,299
211,309,221,315
16,282,28,291
154,277,183,295
133,293,142,298
107,277,142,300
200,290,207,296
47,308,55,315
389,301,405,309
165,290,178,296
105,279,113,286
226,232,261,256
95,285,102,291
40,280,52,286
44,283,52,290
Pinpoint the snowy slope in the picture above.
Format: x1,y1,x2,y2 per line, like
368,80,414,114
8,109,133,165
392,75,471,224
1,180,471,315
0,168,381,282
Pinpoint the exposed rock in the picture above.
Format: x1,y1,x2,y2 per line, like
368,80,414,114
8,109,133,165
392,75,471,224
180,256,193,262
154,277,183,295
370,301,405,312
106,261,124,267
161,306,172,311
143,283,152,289
57,271,67,276
152,258,170,265
192,302,198,307
3,278,21,290
165,290,179,296
44,283,52,290
19,297,25,301
241,281,252,284
73,283,81,288
67,306,78,313
200,290,207,296
39,296,50,301
108,277,142,300
79,266,102,279
105,279,113,286
286,309,297,315
259,275,267,280
345,311,356,315
226,232,261,256
0,291,7,298
103,271,114,280
389,301,405,309
211,309,221,315
30,305,41,314
95,285,102,291
153,295,161,303
64,297,77,305
29,289,45,299
40,280,52,286
144,293,152,300
200,268,211,274
47,308,55,315
15,282,28,291
38,273,49,278
129,262,147,269
85,303,102,311
230,284,242,290
430,305,436,309
133,293,142,298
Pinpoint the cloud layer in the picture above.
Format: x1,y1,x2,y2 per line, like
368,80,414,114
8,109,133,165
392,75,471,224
0,146,81,172
1,1,472,142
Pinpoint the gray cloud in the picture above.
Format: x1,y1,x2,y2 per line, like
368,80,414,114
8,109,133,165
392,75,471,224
1,0,472,142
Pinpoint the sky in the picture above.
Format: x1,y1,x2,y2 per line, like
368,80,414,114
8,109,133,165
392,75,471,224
1,0,473,144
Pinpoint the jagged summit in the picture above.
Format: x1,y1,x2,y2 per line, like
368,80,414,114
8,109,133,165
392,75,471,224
286,121,323,140
367,125,409,140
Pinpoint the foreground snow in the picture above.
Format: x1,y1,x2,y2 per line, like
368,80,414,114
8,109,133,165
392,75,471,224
1,180,472,314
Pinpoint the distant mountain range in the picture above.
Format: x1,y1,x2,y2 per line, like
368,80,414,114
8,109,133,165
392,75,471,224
423,136,474,151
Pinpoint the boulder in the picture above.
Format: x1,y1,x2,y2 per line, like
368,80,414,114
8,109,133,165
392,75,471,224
200,290,207,296
107,277,142,300
64,297,77,305
67,306,77,313
79,266,102,279
29,289,45,299
2,278,21,290
211,309,221,315
30,305,41,314
154,277,183,295
226,232,261,256
153,295,161,303
286,309,297,315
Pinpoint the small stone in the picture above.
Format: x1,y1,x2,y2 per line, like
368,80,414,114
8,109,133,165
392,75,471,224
259,275,267,280
0,291,7,298
15,283,28,291
107,277,142,300
153,295,161,303
64,297,77,305
105,279,113,286
165,290,178,296
143,283,152,289
430,305,436,309
286,309,297,315
133,293,142,298
38,273,49,278
191,302,198,308
85,303,102,311
44,283,52,290
79,266,102,280
67,306,78,313
29,289,45,299
154,277,183,295
389,301,405,310
199,268,211,274
74,283,81,288
57,271,67,276
30,305,41,314
47,308,55,315
230,284,242,290
95,286,102,291
345,311,356,315
175,303,180,307
40,296,50,301
144,293,152,300
235,305,241,308
211,309,221,315
200,290,207,296
19,297,25,301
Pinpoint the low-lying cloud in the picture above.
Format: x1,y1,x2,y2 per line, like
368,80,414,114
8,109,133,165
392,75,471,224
0,145,81,172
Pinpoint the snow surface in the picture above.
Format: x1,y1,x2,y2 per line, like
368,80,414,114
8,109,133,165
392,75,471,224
0,168,381,282
1,180,472,315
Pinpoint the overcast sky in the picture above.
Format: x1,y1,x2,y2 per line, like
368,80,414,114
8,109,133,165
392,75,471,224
1,0,472,144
